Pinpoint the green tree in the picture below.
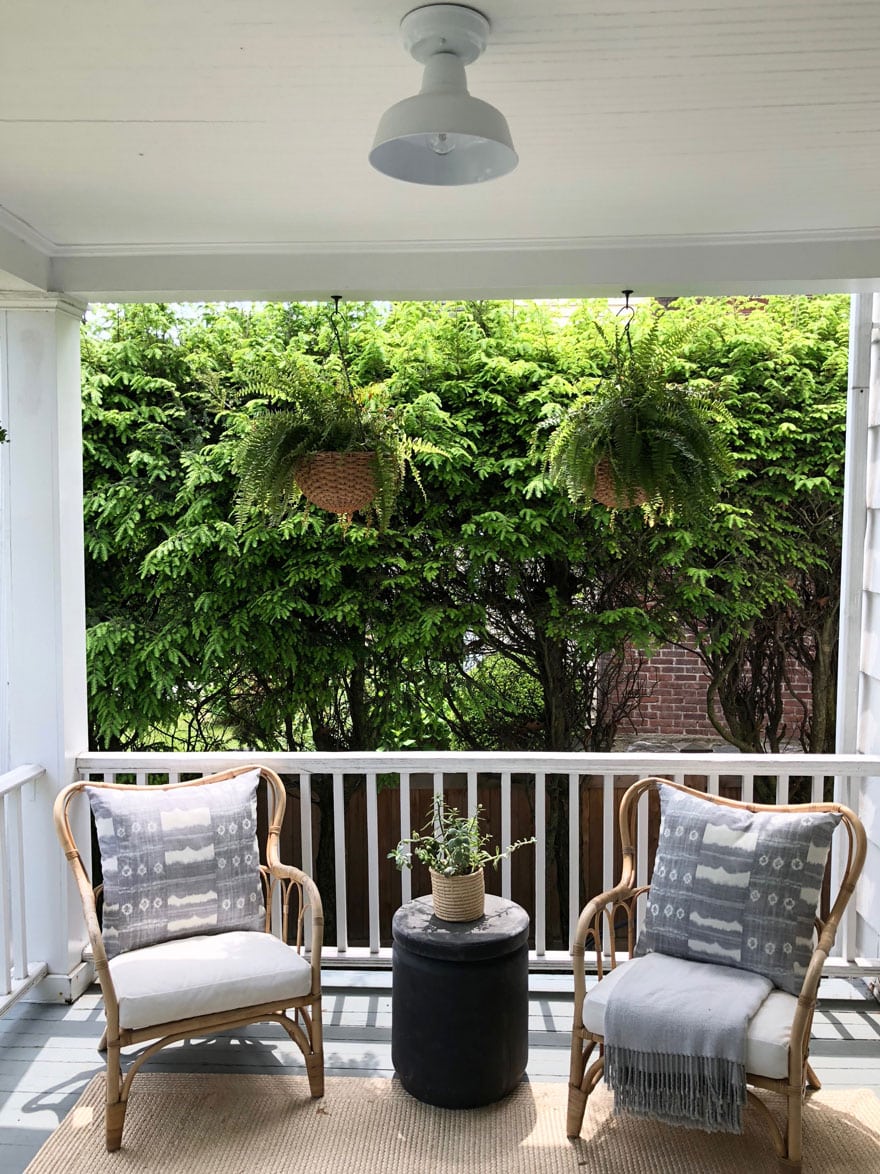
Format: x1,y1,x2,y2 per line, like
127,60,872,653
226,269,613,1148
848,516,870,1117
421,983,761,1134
82,304,218,749
380,300,675,753
651,296,848,752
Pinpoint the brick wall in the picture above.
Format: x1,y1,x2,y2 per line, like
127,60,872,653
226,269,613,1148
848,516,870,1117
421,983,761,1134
623,638,812,746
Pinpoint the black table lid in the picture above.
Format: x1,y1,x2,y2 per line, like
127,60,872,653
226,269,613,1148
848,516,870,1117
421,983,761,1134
392,894,530,961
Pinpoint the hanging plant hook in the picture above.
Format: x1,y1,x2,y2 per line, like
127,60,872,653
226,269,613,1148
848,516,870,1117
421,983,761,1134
328,294,367,442
617,288,635,355
329,294,355,397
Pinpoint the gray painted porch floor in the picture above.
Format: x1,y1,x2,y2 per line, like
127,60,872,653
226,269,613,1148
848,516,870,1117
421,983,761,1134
1,972,878,1173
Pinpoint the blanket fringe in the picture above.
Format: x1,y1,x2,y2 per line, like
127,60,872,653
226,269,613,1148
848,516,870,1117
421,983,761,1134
605,1047,746,1133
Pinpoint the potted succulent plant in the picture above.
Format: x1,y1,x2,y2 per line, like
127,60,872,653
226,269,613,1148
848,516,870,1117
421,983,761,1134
390,798,534,922
544,314,731,518
233,351,449,531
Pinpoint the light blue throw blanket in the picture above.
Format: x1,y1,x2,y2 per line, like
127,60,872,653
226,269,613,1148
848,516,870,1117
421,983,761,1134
603,954,773,1133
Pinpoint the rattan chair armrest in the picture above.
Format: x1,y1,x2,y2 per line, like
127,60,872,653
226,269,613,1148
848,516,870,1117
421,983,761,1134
571,882,643,1021
572,883,639,953
266,859,323,912
265,859,324,972
796,943,828,1009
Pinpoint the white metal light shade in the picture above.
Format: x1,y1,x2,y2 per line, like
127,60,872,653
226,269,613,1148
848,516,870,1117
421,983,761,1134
369,5,517,186
370,64,517,186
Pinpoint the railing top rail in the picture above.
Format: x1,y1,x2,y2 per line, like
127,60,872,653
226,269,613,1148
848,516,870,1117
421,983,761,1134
0,764,45,797
76,750,880,778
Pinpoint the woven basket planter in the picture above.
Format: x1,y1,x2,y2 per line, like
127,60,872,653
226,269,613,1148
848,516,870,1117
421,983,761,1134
293,451,378,516
591,458,647,510
429,867,485,922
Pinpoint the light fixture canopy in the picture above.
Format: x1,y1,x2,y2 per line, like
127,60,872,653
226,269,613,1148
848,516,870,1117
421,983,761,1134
369,4,518,186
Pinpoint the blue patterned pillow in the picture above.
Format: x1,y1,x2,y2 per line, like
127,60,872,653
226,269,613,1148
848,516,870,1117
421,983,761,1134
636,785,840,995
87,770,266,959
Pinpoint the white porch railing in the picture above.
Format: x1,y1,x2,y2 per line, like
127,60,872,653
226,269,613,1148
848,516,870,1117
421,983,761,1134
0,764,49,1013
76,751,880,973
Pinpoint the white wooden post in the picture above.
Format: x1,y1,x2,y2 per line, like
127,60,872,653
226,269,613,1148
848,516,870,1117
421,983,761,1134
842,292,880,961
0,293,92,999
836,294,872,755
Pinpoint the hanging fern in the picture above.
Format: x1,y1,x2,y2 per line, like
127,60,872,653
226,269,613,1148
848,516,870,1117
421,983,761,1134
233,352,449,531
545,312,732,518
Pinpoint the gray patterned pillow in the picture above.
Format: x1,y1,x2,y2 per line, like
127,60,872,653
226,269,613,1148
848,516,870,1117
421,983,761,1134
87,770,266,959
636,784,840,995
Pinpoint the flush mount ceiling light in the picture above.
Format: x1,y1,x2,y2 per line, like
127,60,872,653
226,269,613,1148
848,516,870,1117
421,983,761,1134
369,3,518,186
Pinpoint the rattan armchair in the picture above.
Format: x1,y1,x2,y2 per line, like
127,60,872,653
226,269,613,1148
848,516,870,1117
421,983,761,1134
55,765,324,1152
567,777,866,1172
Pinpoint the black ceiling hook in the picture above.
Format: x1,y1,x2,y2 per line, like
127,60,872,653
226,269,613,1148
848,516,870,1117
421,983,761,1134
328,294,355,399
617,289,635,349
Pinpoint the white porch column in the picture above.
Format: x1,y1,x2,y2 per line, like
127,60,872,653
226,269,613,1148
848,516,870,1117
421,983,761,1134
848,292,880,959
833,294,872,960
0,293,92,999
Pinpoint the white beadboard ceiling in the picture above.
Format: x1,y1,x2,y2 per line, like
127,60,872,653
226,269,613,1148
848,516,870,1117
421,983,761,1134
1,0,879,299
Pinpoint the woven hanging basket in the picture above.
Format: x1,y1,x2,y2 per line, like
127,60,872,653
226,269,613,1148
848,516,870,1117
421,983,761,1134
592,458,647,509
293,451,378,516
429,867,485,922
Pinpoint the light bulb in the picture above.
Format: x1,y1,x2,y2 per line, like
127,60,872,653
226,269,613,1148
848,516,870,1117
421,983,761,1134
429,132,456,155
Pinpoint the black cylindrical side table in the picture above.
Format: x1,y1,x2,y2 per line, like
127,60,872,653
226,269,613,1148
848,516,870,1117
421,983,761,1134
391,894,529,1108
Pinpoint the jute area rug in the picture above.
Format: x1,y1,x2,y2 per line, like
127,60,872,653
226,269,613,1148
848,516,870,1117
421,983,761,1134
26,1073,880,1174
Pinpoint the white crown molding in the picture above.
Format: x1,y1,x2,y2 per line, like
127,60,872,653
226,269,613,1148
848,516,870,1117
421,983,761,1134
45,224,880,260
0,291,87,318
48,229,880,303
0,205,56,256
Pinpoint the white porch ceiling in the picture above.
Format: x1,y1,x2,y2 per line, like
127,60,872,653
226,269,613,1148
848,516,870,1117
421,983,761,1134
1,1,880,300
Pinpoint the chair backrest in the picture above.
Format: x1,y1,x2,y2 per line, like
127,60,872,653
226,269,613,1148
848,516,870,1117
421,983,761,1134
54,765,293,971
612,777,866,992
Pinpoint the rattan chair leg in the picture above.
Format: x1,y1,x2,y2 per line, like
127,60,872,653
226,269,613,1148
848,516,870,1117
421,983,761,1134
567,1033,598,1136
105,1098,127,1153
97,1027,108,1053
805,1062,822,1091
566,1083,589,1138
105,1045,127,1152
309,1000,324,1096
306,1050,324,1097
782,1089,803,1172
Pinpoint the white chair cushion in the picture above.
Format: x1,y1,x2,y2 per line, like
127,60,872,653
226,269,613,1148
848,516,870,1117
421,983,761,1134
108,930,314,1031
582,956,798,1080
